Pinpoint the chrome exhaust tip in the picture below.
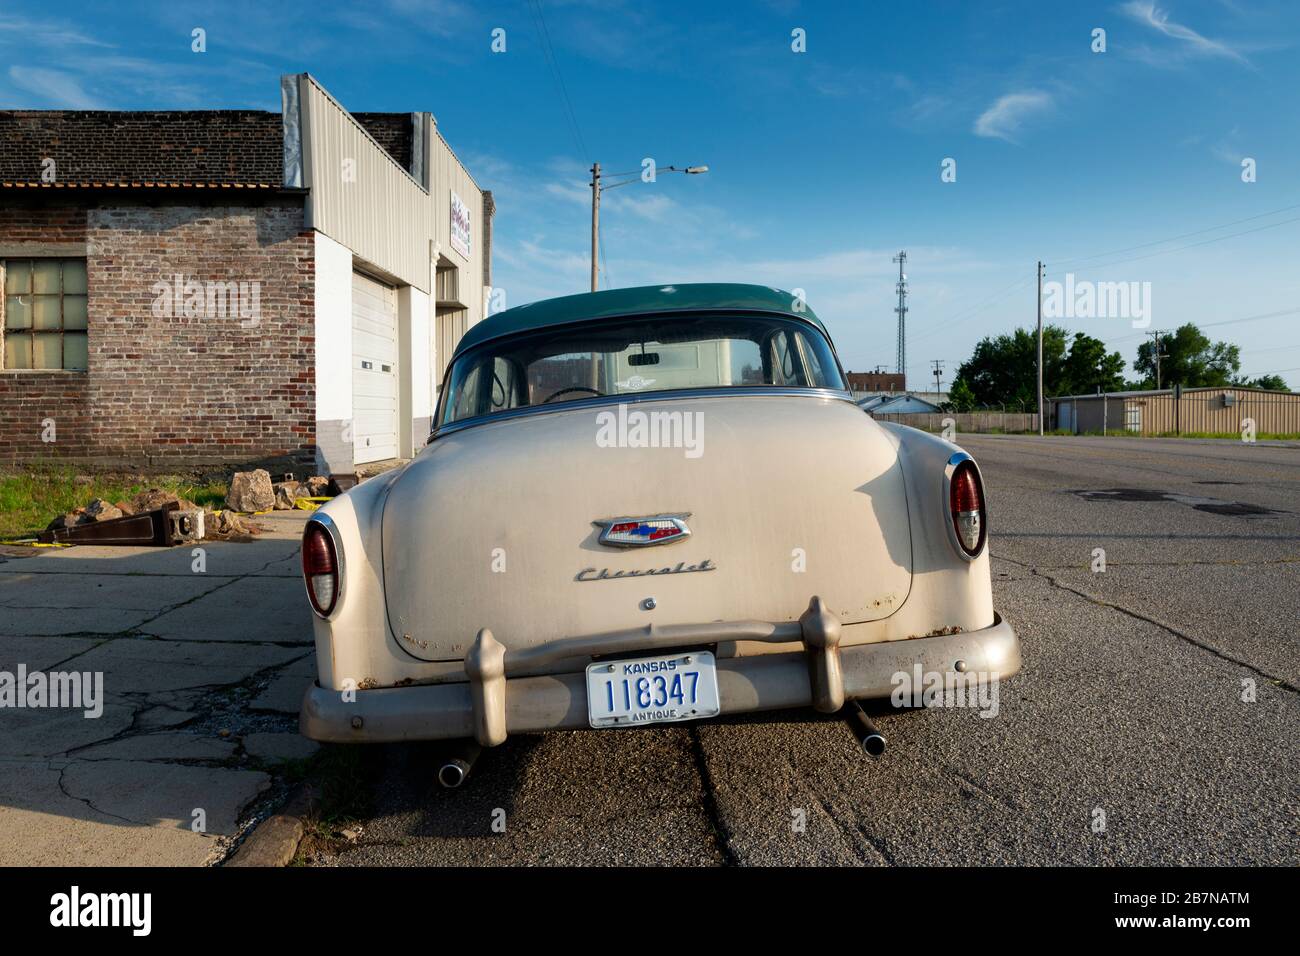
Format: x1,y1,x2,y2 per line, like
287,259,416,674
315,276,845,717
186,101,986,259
844,701,887,757
436,740,482,789
437,760,469,789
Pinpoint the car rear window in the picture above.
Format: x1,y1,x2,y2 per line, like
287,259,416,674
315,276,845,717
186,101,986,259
438,313,845,425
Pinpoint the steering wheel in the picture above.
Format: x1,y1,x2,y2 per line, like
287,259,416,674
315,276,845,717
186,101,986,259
543,385,604,404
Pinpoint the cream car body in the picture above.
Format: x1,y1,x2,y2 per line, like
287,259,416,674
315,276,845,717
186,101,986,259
300,284,1019,754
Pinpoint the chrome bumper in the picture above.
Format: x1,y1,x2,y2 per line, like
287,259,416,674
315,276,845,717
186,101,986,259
300,599,1020,746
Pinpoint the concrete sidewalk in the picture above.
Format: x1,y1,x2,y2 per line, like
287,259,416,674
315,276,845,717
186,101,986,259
0,511,318,866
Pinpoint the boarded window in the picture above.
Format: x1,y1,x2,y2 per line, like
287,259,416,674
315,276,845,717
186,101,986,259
1124,403,1142,432
2,258,88,370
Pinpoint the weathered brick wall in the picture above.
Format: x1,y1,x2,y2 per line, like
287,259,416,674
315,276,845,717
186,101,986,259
352,113,413,174
0,200,316,468
0,111,283,185
0,373,91,460
0,205,91,461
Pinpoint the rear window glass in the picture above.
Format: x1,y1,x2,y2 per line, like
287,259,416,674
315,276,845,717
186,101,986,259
439,313,844,425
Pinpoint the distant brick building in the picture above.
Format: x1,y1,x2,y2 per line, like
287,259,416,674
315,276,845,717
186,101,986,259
845,371,905,394
0,75,493,474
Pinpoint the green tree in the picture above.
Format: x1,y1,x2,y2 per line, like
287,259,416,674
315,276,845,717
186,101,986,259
947,378,976,412
1060,332,1126,395
1237,373,1290,392
951,325,1069,410
1134,323,1240,388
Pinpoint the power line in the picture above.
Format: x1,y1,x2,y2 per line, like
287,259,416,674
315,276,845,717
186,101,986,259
912,201,1300,345
1066,214,1300,273
598,230,612,288
527,0,610,286
1106,306,1300,344
908,275,1034,345
1144,330,1170,390
1048,200,1300,268
526,0,588,160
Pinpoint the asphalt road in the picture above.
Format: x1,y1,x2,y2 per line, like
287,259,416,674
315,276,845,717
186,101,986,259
314,436,1299,866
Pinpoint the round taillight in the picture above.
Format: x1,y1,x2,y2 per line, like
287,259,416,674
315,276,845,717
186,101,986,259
302,522,339,617
949,461,986,556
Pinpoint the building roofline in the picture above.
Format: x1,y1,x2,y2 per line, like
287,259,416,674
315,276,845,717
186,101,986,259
294,73,428,196
0,181,287,190
1053,385,1296,400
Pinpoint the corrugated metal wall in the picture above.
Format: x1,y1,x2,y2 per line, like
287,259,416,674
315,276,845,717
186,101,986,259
435,310,470,388
1127,389,1300,435
428,127,486,325
1062,389,1300,435
1073,397,1126,433
298,74,486,317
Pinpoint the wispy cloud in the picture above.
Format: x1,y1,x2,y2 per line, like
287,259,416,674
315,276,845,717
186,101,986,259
0,15,114,49
1121,1,1249,64
1209,127,1246,166
7,66,103,108
973,90,1054,143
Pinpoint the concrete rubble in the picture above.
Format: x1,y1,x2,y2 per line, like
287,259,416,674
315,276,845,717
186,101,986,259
225,469,276,513
37,472,333,545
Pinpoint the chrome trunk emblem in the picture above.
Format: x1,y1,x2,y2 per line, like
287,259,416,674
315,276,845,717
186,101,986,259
594,513,691,548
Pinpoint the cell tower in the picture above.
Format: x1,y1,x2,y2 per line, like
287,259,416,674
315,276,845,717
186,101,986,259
893,250,908,384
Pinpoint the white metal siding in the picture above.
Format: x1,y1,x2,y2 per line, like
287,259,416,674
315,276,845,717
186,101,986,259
435,309,469,388
352,272,399,463
300,76,433,291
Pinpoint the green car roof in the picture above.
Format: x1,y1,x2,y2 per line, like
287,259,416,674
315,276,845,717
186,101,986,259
454,283,829,357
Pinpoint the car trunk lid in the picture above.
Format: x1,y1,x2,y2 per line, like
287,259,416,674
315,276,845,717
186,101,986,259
381,394,912,662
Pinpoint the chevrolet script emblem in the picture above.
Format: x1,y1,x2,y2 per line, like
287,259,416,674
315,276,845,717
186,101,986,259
595,514,691,548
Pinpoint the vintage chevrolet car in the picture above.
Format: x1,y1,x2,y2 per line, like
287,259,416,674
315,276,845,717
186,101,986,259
300,283,1019,785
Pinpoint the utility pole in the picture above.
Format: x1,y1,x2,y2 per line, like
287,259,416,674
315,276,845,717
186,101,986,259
930,359,944,396
893,251,908,388
589,161,706,294
1036,260,1044,436
589,162,600,292
1145,330,1169,389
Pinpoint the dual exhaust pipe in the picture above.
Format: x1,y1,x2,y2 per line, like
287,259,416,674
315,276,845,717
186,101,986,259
436,740,482,789
844,700,887,757
438,705,883,788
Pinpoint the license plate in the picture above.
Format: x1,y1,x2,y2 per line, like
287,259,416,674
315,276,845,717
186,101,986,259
586,651,720,728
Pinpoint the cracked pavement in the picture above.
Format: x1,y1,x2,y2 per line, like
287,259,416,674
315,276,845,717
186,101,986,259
0,511,318,866
311,436,1298,867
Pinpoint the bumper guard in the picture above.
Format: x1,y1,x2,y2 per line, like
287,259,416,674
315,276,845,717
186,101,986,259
301,597,1020,746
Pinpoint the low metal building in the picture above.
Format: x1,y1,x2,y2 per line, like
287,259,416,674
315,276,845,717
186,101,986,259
859,393,944,414
1052,387,1300,436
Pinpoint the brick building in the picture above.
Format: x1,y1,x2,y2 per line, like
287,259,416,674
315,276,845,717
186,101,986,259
844,371,905,395
0,74,493,475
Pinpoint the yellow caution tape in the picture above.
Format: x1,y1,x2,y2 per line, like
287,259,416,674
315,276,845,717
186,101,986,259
293,496,332,511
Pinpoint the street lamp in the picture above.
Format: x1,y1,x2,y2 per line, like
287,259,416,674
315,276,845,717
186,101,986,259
589,162,709,292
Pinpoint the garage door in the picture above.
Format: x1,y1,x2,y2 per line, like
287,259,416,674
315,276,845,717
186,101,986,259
351,272,399,464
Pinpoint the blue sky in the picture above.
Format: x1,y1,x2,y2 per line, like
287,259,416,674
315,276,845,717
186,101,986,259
3,1,1298,388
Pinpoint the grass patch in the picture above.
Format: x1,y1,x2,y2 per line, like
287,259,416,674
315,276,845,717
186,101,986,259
0,468,227,540
905,425,1300,441
291,744,378,865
